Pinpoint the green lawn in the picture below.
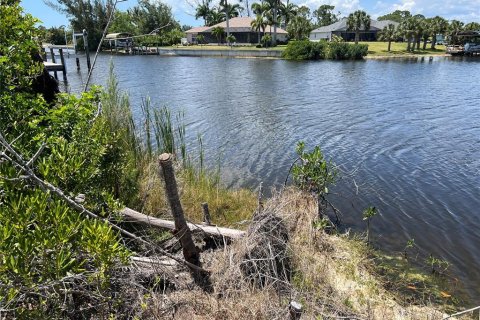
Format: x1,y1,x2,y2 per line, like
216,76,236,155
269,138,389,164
365,41,446,57
159,41,447,57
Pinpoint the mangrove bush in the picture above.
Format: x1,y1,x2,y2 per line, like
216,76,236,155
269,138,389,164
283,40,369,60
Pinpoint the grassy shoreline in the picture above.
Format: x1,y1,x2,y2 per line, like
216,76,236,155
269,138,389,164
154,42,448,59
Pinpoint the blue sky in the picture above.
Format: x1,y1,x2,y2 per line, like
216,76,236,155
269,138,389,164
21,0,480,29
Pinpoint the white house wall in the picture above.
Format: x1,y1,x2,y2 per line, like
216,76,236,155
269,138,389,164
309,32,331,41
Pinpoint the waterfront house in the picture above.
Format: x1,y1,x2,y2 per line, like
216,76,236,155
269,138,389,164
185,26,211,44
309,19,399,42
186,17,288,44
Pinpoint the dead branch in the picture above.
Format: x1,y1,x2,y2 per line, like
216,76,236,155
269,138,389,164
0,132,207,274
121,207,245,239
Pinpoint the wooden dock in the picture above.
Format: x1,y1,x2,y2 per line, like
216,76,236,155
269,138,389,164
42,45,72,81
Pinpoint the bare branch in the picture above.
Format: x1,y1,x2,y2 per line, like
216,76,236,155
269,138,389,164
0,132,207,274
26,143,46,167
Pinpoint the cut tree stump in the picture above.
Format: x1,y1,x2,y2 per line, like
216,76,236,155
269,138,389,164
158,153,200,268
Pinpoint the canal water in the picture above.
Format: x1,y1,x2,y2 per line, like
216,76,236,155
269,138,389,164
61,53,479,299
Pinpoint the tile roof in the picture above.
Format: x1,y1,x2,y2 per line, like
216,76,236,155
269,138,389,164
185,26,211,34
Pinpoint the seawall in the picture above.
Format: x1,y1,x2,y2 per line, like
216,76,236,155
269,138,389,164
158,48,283,58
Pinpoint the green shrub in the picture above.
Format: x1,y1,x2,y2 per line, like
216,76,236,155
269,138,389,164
0,3,134,317
283,40,318,60
283,40,368,60
349,43,369,59
325,41,351,60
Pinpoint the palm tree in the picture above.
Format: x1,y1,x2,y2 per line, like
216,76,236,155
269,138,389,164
223,3,242,18
211,26,225,45
207,8,224,26
279,0,297,29
195,0,212,26
251,1,265,16
429,16,448,49
265,0,282,45
421,18,432,50
465,22,480,31
448,20,465,44
251,14,267,44
378,23,397,52
346,10,370,44
287,15,311,40
411,15,425,51
400,16,417,52
219,0,230,39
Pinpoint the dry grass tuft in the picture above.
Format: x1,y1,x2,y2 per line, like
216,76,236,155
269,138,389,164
129,186,461,319
136,159,257,227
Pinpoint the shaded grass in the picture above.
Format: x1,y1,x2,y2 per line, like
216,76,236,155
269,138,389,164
136,160,257,228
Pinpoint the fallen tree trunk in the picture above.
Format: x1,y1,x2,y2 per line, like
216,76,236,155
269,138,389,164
121,207,245,239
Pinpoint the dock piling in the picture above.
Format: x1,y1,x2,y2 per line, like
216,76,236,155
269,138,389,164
58,48,67,81
83,29,91,71
49,48,58,80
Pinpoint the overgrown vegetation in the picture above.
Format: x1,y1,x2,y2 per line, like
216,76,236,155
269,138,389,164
1,3,471,319
283,40,369,60
1,5,133,316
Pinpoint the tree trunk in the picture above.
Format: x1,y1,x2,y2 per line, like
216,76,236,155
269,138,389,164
407,38,411,52
431,37,437,50
273,2,277,45
158,153,200,268
225,0,230,41
423,39,428,50
388,40,391,52
355,31,359,44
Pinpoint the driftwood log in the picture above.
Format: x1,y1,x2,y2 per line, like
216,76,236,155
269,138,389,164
120,207,245,239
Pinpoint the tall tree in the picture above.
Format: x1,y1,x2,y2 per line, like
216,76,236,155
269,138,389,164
378,10,411,23
279,0,297,29
448,20,464,44
219,0,230,40
195,0,212,26
411,15,425,51
378,23,397,52
251,13,267,44
399,16,417,51
464,22,480,31
222,2,242,18
207,7,224,26
429,16,448,49
312,4,338,27
109,10,137,34
44,0,111,49
421,18,432,50
129,0,179,36
287,15,312,40
346,10,370,44
265,0,282,45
